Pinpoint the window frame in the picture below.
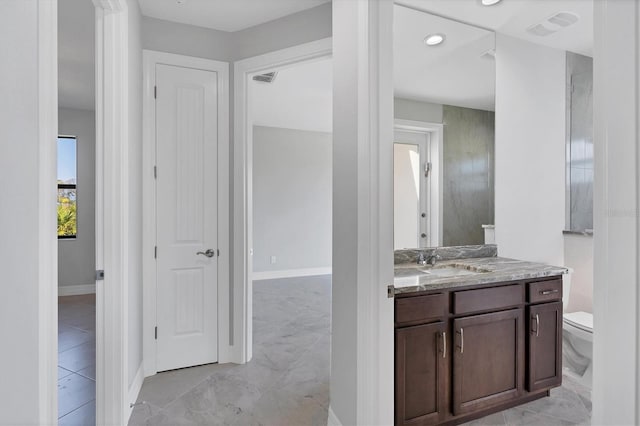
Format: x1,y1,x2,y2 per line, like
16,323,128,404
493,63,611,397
57,135,78,239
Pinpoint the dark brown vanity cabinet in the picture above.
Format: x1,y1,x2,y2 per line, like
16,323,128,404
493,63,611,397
395,277,563,426
452,309,524,416
527,278,563,392
395,322,448,426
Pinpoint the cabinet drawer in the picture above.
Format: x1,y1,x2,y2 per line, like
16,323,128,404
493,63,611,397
528,278,562,304
453,284,524,315
395,293,446,326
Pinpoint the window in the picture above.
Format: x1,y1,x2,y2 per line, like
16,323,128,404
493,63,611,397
58,136,77,238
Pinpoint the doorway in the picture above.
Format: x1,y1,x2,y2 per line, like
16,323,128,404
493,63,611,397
247,50,333,426
394,130,431,249
57,0,97,423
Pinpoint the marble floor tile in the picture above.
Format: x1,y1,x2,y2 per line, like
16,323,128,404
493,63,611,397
58,400,96,426
58,366,73,380
517,385,590,424
58,295,96,422
58,340,96,373
463,411,506,426
58,326,94,352
58,373,96,418
503,407,577,426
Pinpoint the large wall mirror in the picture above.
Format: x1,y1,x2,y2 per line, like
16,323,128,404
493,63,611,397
393,4,496,249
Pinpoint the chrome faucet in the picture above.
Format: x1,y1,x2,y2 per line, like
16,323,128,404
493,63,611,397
417,252,440,266
427,254,441,266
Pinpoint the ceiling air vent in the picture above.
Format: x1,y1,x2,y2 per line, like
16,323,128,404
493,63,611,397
526,11,580,37
252,71,278,83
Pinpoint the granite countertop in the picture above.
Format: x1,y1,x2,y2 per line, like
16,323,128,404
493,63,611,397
394,256,569,295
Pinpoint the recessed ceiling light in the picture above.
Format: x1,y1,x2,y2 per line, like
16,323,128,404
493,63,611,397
424,34,445,46
481,0,502,5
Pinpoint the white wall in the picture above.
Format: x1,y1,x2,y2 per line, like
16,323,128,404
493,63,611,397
494,34,565,266
141,2,331,63
592,1,640,424
0,1,57,424
394,97,443,123
563,234,593,313
141,16,233,61
58,108,96,290
252,126,332,275
232,3,331,61
127,0,144,388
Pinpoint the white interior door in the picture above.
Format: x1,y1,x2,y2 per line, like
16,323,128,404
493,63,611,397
155,63,219,372
394,130,431,249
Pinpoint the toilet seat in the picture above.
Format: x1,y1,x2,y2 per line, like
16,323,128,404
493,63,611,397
563,311,593,333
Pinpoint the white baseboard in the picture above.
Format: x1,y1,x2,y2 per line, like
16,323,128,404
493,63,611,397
327,406,342,426
58,283,96,296
126,363,145,422
253,267,332,281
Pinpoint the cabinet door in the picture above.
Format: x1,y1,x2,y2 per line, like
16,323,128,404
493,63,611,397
527,302,563,391
395,322,448,426
452,309,524,416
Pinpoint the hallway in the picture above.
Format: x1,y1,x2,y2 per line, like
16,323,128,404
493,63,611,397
129,275,331,425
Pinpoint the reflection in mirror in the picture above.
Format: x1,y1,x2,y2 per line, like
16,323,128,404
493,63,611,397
393,4,496,249
565,52,593,232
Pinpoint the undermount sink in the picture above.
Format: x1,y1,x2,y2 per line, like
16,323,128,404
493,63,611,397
394,263,491,279
422,266,480,278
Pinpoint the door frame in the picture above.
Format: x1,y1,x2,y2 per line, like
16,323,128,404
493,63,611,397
394,119,444,247
37,0,58,423
93,0,133,423
142,50,231,375
233,37,332,364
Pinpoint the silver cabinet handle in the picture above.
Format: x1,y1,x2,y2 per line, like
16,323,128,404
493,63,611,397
442,331,446,359
457,328,464,354
540,289,559,295
536,314,540,337
196,249,215,258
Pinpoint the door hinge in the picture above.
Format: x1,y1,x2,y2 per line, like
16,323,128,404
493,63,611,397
154,85,157,99
217,249,220,257
154,246,157,259
96,270,105,281
154,326,157,340
154,165,157,179
425,162,432,178
387,285,395,298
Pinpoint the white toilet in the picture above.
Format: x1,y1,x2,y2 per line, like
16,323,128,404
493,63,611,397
562,274,593,387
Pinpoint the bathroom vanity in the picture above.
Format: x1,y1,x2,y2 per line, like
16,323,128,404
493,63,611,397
393,247,568,426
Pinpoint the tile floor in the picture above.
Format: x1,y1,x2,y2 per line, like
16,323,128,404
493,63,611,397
127,274,591,426
58,294,96,425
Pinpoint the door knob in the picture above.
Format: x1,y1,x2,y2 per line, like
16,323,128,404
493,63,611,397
421,233,427,238
196,249,215,258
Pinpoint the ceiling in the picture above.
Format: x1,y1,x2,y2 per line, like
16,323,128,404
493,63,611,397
397,0,593,57
138,0,330,32
394,5,496,111
250,58,332,133
393,0,593,110
58,0,95,111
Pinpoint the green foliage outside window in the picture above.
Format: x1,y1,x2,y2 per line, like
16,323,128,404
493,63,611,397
57,187,77,237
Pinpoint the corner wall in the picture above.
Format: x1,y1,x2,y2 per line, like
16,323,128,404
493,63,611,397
252,126,332,277
494,34,565,266
0,1,57,423
127,0,144,391
592,1,640,423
